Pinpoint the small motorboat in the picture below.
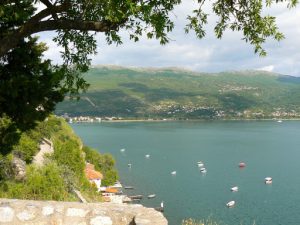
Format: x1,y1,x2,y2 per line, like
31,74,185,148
145,154,150,158
128,163,132,168
200,168,207,173
171,171,176,175
265,177,272,184
155,202,164,212
226,201,235,208
277,120,283,123
124,186,134,190
231,186,238,192
147,194,156,199
120,148,125,152
129,195,143,200
197,161,204,167
239,162,246,168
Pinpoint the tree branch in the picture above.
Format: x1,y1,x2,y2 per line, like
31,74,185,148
0,19,125,57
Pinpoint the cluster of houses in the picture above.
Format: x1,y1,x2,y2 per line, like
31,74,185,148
84,163,131,204
62,115,125,123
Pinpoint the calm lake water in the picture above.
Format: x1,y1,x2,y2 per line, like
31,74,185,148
71,121,300,225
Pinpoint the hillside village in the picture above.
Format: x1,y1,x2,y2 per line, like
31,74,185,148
56,67,300,120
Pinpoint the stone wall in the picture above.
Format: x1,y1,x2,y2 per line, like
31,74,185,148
0,198,168,225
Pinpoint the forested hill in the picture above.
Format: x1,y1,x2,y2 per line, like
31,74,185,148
55,66,300,120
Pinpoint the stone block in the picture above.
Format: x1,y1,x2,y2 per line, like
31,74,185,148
90,216,113,225
66,208,89,217
16,210,36,221
42,206,54,216
0,207,14,223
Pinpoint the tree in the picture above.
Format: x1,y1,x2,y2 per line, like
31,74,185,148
0,0,298,150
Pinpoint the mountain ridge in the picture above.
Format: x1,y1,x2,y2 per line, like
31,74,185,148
56,66,300,119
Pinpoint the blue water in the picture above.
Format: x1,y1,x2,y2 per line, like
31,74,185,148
71,121,300,225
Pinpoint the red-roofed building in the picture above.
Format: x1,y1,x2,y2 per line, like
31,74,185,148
85,163,103,191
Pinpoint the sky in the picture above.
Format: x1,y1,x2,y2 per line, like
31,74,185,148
39,1,300,76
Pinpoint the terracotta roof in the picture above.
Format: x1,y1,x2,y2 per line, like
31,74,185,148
105,188,118,193
86,163,95,170
85,164,103,180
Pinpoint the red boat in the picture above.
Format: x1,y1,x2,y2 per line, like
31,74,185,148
239,162,246,168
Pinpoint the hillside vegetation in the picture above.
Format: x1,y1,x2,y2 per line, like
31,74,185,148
56,66,300,120
0,116,118,201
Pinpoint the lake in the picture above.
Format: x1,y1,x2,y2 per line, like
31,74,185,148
71,121,300,225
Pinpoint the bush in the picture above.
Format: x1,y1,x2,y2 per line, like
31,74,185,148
53,140,85,180
0,163,74,201
13,133,39,163
83,146,119,186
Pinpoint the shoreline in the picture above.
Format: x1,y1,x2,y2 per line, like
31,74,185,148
69,118,300,123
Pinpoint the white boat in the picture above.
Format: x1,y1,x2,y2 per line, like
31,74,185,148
277,120,283,123
200,168,207,173
128,163,132,168
147,194,156,199
171,171,176,175
111,181,122,188
231,186,239,192
265,177,272,184
197,161,204,167
226,201,235,208
145,154,150,158
120,148,125,152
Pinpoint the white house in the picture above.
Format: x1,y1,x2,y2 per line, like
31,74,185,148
85,163,103,191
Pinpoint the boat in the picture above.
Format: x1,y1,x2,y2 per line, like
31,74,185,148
145,154,150,158
171,171,176,175
226,201,235,208
239,162,246,168
120,148,125,152
147,194,156,199
265,177,272,184
128,163,132,168
231,186,238,192
197,161,204,167
124,186,134,190
200,168,207,173
129,195,143,200
277,120,283,123
155,201,164,212
111,181,122,188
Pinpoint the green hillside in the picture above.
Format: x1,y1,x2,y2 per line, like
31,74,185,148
0,116,118,201
55,66,300,119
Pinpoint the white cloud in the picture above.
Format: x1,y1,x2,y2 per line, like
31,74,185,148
257,65,275,72
38,1,300,76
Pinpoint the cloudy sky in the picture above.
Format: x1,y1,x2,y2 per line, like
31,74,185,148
39,1,300,76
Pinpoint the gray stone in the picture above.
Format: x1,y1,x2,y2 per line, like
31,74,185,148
42,206,54,216
90,216,113,225
11,156,26,181
17,210,36,221
66,208,88,217
0,207,14,222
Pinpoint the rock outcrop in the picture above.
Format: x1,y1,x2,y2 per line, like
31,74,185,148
11,157,26,181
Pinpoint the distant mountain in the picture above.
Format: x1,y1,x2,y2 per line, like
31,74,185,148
55,66,300,120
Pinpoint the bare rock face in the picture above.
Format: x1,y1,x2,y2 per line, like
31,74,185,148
11,157,26,181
